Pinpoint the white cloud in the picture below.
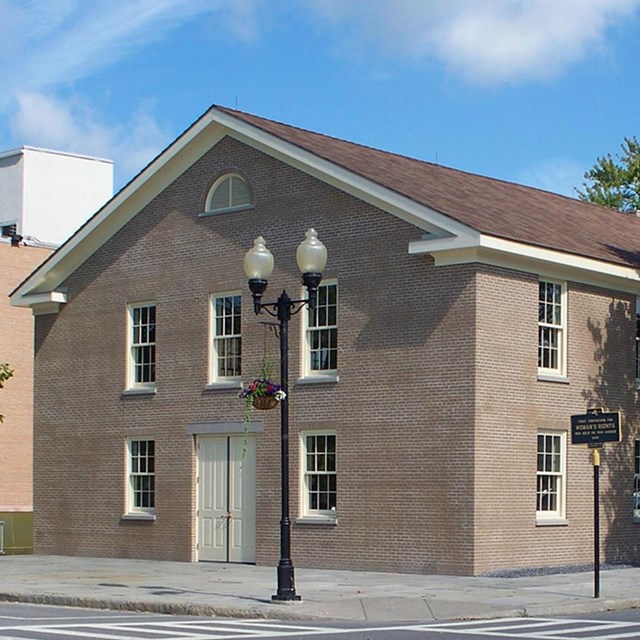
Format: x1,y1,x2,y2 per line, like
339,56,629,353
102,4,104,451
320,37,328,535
307,0,640,84
0,0,263,113
112,104,171,180
224,0,263,42
0,0,264,184
515,158,586,197
11,92,170,187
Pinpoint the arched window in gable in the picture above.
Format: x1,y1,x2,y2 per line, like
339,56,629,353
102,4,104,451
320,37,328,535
205,173,252,213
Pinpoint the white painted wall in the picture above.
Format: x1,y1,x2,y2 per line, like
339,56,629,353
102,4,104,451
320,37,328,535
0,152,24,229
0,147,113,246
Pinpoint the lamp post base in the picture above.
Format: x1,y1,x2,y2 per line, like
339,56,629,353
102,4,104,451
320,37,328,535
271,563,301,602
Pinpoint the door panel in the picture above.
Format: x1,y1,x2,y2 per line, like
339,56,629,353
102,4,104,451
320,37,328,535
197,435,256,563
198,437,228,561
229,437,256,562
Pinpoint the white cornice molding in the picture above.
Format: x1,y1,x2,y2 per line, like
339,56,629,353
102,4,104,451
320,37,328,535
11,291,68,315
10,116,227,307
11,106,640,311
9,107,477,310
410,234,640,294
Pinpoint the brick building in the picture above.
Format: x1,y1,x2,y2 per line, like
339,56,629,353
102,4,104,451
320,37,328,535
10,107,640,575
0,242,52,553
1,147,112,554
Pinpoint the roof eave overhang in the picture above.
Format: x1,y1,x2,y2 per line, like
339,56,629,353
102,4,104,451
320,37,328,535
10,291,68,315
213,110,476,241
13,105,637,311
409,234,640,294
9,106,478,311
9,111,227,308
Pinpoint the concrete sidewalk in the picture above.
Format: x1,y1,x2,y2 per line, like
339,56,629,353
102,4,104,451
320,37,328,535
0,555,638,622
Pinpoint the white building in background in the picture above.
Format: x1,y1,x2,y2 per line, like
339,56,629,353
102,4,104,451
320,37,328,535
0,146,113,246
0,146,112,554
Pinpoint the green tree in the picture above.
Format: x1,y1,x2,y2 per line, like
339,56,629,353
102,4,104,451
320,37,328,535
0,363,13,423
578,136,640,213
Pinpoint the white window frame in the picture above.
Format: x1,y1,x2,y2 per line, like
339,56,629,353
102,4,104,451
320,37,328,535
538,279,567,378
209,292,242,385
300,431,337,522
204,173,252,214
634,437,640,521
536,431,567,523
302,280,337,380
126,303,156,391
125,437,156,517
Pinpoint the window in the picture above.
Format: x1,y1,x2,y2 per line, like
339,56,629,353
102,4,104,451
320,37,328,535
536,431,566,521
305,282,337,376
302,432,337,518
635,299,640,387
127,438,155,514
128,303,156,389
211,293,241,381
538,280,566,376
634,438,640,519
205,173,252,213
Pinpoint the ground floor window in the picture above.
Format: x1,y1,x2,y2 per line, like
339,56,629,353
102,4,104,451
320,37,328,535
301,432,336,519
127,438,155,514
536,431,566,521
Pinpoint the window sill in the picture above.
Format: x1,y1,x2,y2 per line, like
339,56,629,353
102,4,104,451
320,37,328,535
121,512,156,521
537,374,569,384
199,204,254,217
296,374,339,385
122,386,157,396
536,517,568,527
633,513,640,523
204,381,242,391
296,516,337,526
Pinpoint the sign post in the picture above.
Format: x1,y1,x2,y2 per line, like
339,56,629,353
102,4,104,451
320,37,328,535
570,409,621,599
591,444,601,599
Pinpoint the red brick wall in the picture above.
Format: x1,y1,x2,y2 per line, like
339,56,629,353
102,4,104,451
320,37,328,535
0,242,51,512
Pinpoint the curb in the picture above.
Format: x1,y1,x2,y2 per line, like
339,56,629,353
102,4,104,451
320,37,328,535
0,592,331,621
1,591,638,623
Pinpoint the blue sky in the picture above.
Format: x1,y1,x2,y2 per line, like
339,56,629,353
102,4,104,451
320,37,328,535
1,0,639,197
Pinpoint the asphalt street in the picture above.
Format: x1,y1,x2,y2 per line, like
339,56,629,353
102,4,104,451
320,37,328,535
2,603,640,640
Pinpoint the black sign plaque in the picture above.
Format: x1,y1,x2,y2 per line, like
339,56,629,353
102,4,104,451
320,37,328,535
570,412,621,445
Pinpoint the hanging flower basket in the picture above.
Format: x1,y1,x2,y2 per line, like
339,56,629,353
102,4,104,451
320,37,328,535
238,361,284,457
240,377,286,426
252,395,279,410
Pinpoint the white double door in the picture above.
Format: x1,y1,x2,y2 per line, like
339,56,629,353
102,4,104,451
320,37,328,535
197,435,256,563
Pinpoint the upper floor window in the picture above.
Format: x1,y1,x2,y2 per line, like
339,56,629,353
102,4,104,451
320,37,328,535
304,281,337,377
538,280,566,377
126,438,155,515
205,173,252,213
128,303,156,389
536,431,566,522
301,432,337,520
211,293,241,382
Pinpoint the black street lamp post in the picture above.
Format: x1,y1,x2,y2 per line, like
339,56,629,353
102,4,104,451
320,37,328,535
244,229,328,602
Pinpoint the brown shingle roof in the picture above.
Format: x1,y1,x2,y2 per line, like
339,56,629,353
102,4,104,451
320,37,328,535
218,106,640,269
